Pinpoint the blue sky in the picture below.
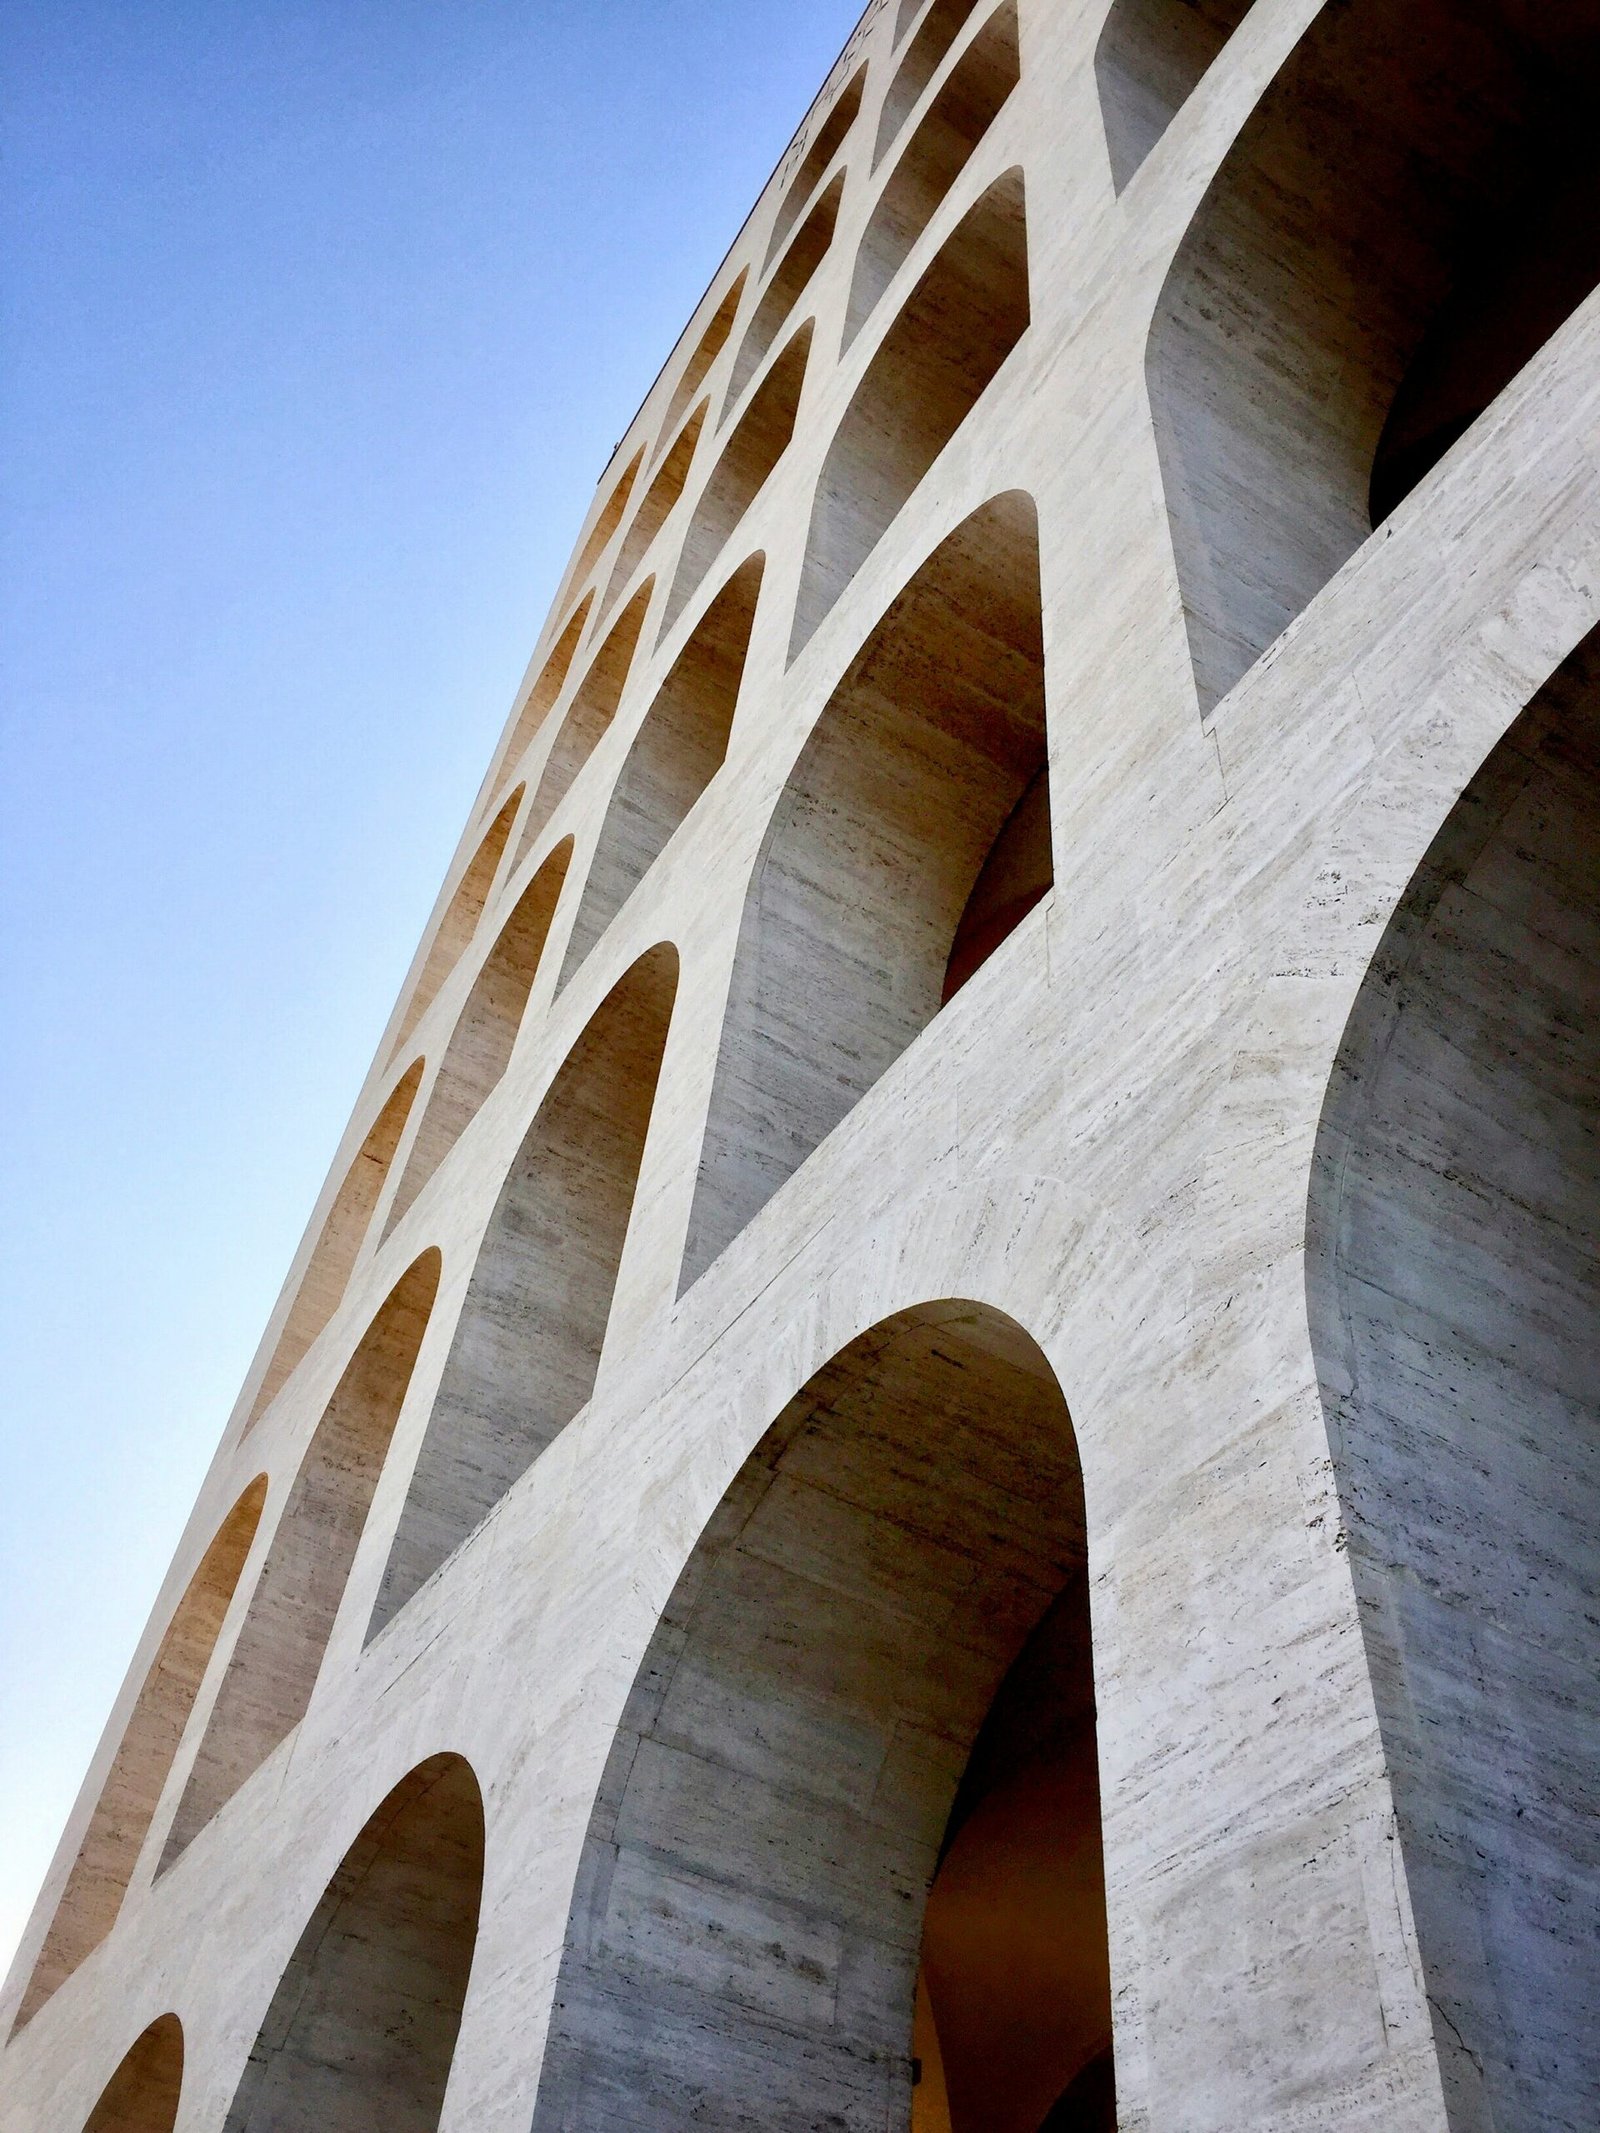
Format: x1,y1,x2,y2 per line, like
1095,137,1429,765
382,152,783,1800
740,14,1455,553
0,0,864,1980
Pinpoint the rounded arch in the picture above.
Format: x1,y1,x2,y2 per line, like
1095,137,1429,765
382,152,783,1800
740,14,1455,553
1307,623,1600,2129
223,1754,483,2133
81,2014,183,2133
15,1481,267,2027
1148,0,1600,715
529,1300,1114,2133
392,788,522,1055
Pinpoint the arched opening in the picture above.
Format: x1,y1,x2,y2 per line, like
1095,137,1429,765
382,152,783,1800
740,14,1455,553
492,595,593,802
515,582,653,865
874,0,987,168
790,168,1027,661
565,447,643,607
383,841,574,1234
370,947,678,1636
529,1302,1113,2133
663,324,809,635
163,1253,441,1863
685,492,1047,1289
560,559,761,989
845,1,1019,350
1148,0,1600,715
392,789,522,1054
725,176,842,419
245,1059,424,1428
15,1484,267,2028
82,2014,183,2133
764,68,863,269
602,403,707,620
1308,629,1600,2132
661,270,747,441
223,1754,482,2133
1094,0,1255,192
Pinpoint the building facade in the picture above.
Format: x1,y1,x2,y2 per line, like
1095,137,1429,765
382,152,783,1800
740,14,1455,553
4,2,1597,2129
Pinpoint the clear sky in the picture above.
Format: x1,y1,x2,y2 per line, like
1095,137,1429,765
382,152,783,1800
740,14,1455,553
0,0,864,1982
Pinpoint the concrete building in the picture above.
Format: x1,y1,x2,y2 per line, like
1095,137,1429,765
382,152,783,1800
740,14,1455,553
4,1,1596,2127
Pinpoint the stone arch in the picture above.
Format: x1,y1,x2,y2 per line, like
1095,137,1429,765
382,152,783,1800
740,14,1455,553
516,583,653,864
245,1059,424,1427
163,1252,442,1861
560,558,761,989
565,448,643,608
223,1754,483,2133
1094,0,1255,192
661,270,747,441
845,0,1019,350
529,1300,1113,2133
1307,625,1600,2131
493,595,593,801
14,1483,267,2027
790,167,1027,660
765,68,863,270
663,323,809,635
1148,0,1600,715
393,788,522,1053
383,841,573,1234
370,946,678,1635
725,175,842,420
82,2014,183,2133
602,403,707,620
684,491,1048,1290
874,0,989,168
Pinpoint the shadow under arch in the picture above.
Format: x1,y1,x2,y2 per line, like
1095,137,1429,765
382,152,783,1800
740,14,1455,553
223,1754,483,2133
529,1299,1114,2133
82,2013,183,2133
1148,0,1600,716
1307,625,1600,2131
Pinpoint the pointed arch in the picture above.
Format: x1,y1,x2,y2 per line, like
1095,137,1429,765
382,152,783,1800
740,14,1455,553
223,1755,482,2133
845,0,1019,350
529,1302,1113,2133
1094,0,1256,192
392,788,522,1054
1308,627,1600,2131
164,1253,441,1862
685,492,1048,1289
384,841,573,1234
765,68,863,269
245,1060,423,1428
560,558,761,989
515,583,652,865
791,168,1027,660
82,2015,183,2133
15,1483,266,2027
370,947,678,1635
1148,0,1600,714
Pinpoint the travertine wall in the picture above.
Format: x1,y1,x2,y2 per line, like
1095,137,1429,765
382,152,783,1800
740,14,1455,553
5,3,1596,2130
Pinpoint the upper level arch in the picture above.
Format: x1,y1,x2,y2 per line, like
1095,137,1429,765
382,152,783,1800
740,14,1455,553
391,788,521,1056
1148,0,1600,715
791,167,1027,660
13,1483,266,2029
222,1755,482,2133
370,946,679,1635
529,1300,1112,2133
602,404,707,622
725,175,842,420
1308,625,1600,2131
514,582,652,865
163,1252,441,1863
383,839,573,1235
245,1058,423,1429
764,66,864,269
81,2014,184,2133
560,447,643,617
1094,0,1256,192
660,269,747,441
490,595,593,805
874,0,988,167
684,491,1049,1290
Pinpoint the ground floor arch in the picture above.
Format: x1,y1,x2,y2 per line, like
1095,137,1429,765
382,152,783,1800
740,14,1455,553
531,1299,1114,2133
